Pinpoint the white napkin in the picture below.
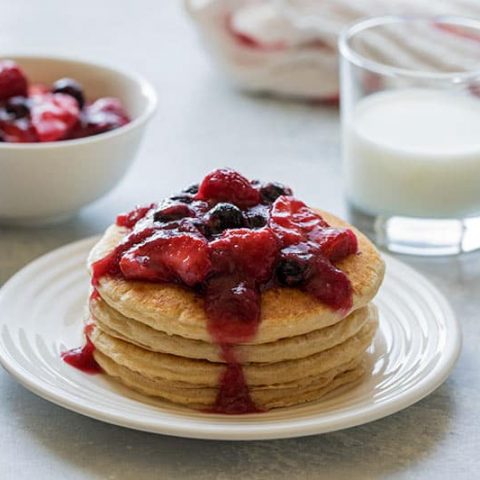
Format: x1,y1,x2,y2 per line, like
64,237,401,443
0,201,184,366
186,0,480,99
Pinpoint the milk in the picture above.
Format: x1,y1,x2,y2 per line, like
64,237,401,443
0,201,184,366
344,89,480,218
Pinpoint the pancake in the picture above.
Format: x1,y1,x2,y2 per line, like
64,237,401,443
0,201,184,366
88,210,385,344
94,350,366,410
89,314,377,387
91,297,376,363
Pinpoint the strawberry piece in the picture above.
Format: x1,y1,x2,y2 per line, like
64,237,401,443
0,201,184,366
91,227,156,285
116,203,156,229
269,196,329,246
309,228,358,263
119,231,211,286
30,93,80,142
209,227,279,282
196,168,261,208
304,257,353,311
0,60,28,100
0,118,37,142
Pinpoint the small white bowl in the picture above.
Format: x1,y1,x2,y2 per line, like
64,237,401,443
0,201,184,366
0,55,157,226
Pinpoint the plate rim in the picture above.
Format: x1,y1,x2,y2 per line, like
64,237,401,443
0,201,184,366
0,236,462,441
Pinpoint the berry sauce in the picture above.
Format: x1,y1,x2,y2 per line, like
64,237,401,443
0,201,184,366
211,345,260,414
61,324,101,374
90,288,101,302
205,275,262,413
64,169,359,413
90,227,156,286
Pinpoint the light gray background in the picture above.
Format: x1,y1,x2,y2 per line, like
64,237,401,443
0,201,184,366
0,2,478,479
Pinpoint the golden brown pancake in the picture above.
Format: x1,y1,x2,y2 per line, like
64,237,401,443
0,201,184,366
94,350,366,410
88,210,385,344
91,297,376,363
89,315,377,387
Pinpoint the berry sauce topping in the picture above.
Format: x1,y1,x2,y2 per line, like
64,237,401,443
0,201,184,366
0,60,130,143
67,168,358,413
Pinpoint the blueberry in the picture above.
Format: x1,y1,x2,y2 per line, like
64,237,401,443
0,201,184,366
206,203,245,235
276,253,311,287
5,96,30,118
186,218,209,237
153,203,193,223
260,182,293,203
183,184,199,195
169,194,194,204
245,205,269,229
52,77,85,108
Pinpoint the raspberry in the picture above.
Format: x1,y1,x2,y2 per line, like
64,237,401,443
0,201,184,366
0,60,28,100
196,168,261,208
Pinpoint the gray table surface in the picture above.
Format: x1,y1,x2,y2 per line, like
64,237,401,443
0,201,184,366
1,2,479,479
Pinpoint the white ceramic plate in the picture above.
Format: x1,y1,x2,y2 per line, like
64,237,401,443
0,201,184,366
0,237,461,441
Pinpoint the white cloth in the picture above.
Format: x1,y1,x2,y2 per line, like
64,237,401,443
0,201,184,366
185,0,480,99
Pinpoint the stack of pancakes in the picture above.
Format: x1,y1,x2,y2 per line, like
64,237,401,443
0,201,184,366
87,211,385,411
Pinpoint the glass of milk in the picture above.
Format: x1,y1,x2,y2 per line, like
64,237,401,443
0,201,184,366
339,16,480,255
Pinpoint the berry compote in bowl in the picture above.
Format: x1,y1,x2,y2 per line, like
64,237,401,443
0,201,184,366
0,55,157,225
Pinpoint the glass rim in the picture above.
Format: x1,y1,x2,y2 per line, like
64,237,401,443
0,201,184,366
339,15,480,81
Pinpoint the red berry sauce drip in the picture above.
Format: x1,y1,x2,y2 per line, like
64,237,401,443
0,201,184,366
90,288,101,302
62,208,157,374
212,345,260,414
66,169,359,413
61,324,102,374
204,275,263,413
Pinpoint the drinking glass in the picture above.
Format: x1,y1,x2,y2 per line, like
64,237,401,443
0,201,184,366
339,16,480,255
